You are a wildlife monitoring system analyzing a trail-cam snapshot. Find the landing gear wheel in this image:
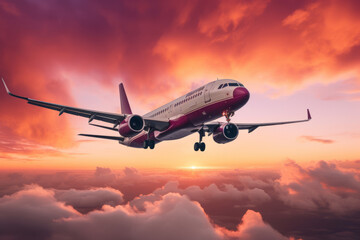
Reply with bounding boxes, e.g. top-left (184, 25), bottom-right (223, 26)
top-left (200, 142), bottom-right (206, 152)
top-left (194, 142), bottom-right (200, 151)
top-left (194, 128), bottom-right (206, 152)
top-left (143, 140), bottom-right (149, 149)
top-left (149, 140), bottom-right (155, 149)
